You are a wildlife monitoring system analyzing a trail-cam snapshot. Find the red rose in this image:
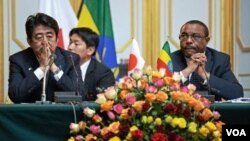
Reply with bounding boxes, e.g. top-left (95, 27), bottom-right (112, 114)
top-left (142, 102), bottom-right (150, 112)
top-left (131, 129), bottom-right (144, 140)
top-left (163, 103), bottom-right (176, 113)
top-left (119, 122), bottom-right (130, 133)
top-left (150, 132), bottom-right (168, 141)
